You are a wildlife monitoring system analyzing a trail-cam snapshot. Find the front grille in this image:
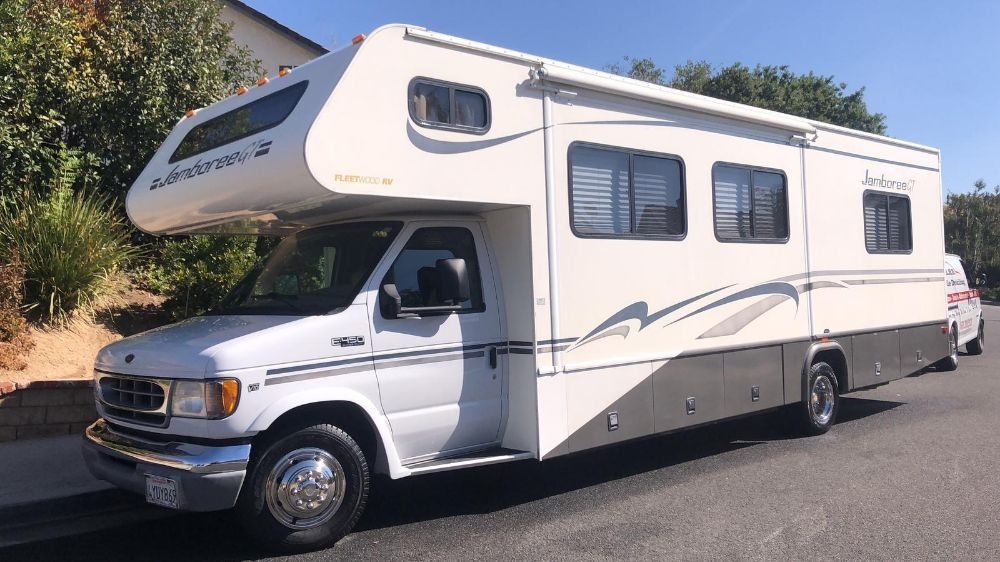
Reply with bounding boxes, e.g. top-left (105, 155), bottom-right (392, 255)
top-left (101, 405), bottom-right (168, 426)
top-left (100, 376), bottom-right (165, 410)
top-left (97, 373), bottom-right (170, 427)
